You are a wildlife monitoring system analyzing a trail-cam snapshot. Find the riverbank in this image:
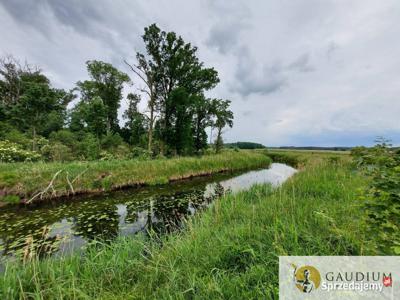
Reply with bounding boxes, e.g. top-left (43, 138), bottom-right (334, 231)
top-left (0, 153), bottom-right (373, 299)
top-left (0, 151), bottom-right (271, 206)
